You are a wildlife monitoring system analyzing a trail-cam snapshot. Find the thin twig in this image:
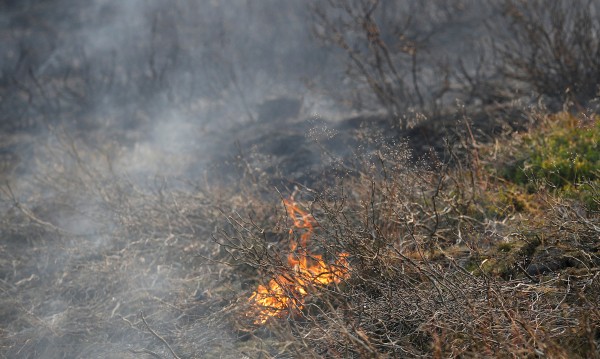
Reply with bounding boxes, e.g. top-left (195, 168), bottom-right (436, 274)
top-left (516, 264), bottom-right (540, 284)
top-left (128, 348), bottom-right (163, 359)
top-left (140, 311), bottom-right (181, 359)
